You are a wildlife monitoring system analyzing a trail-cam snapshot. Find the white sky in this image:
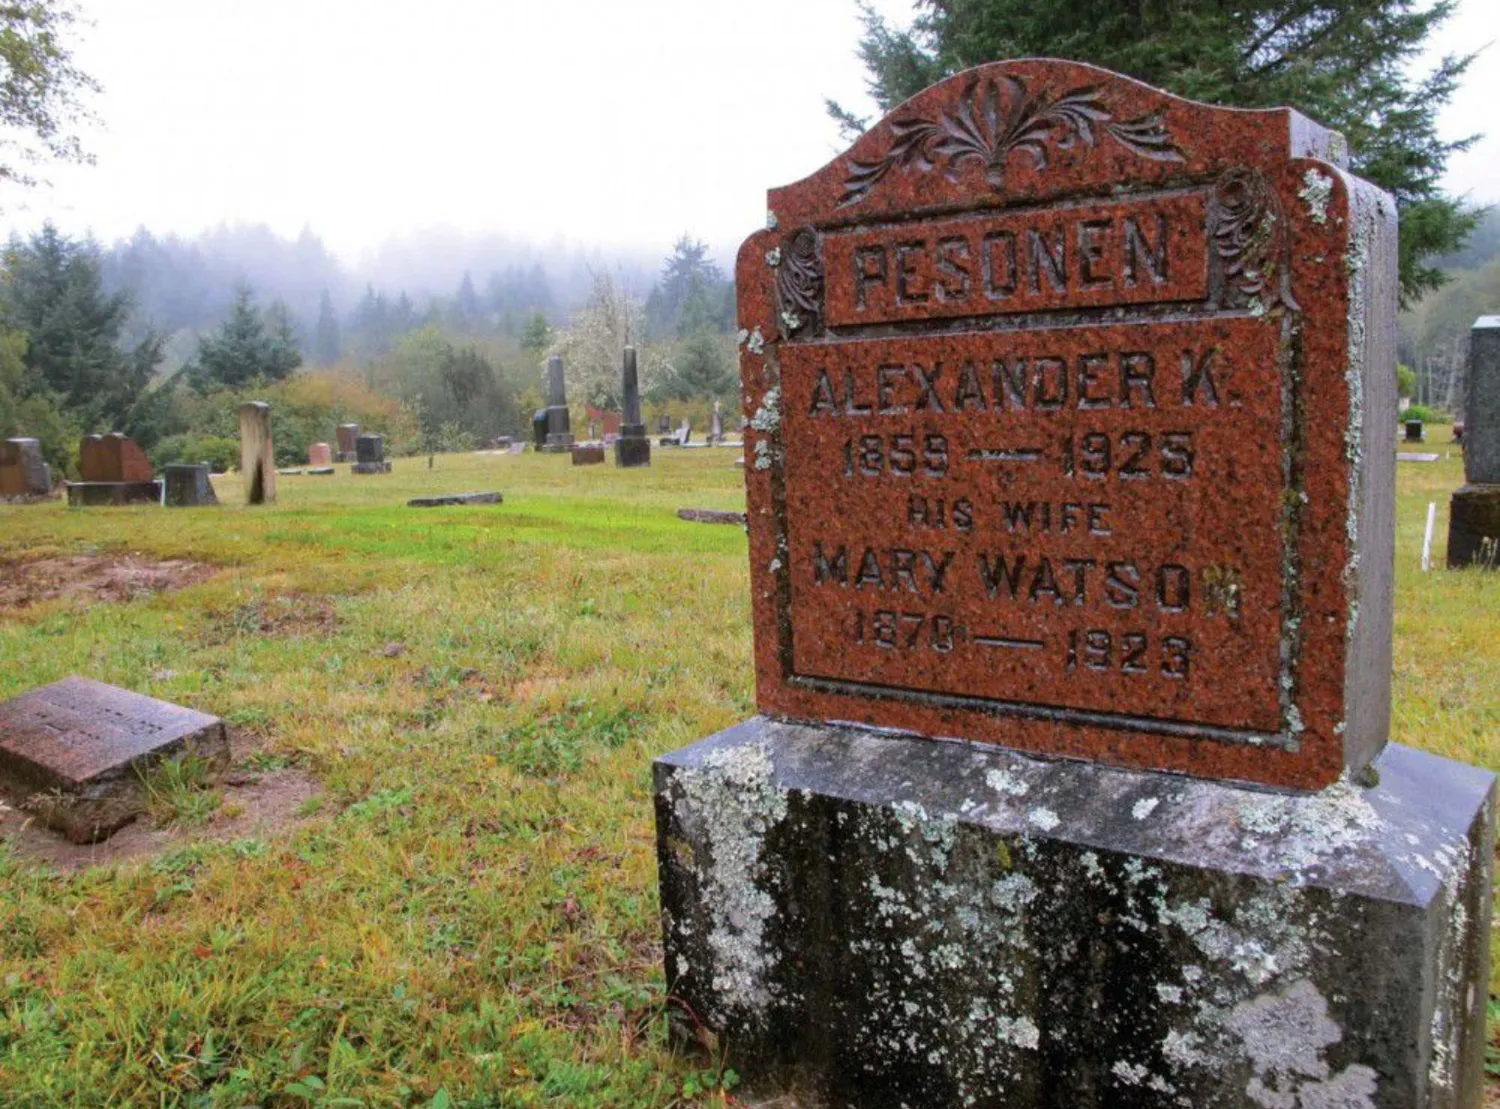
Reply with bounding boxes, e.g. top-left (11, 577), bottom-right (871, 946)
top-left (5, 0), bottom-right (1497, 266)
